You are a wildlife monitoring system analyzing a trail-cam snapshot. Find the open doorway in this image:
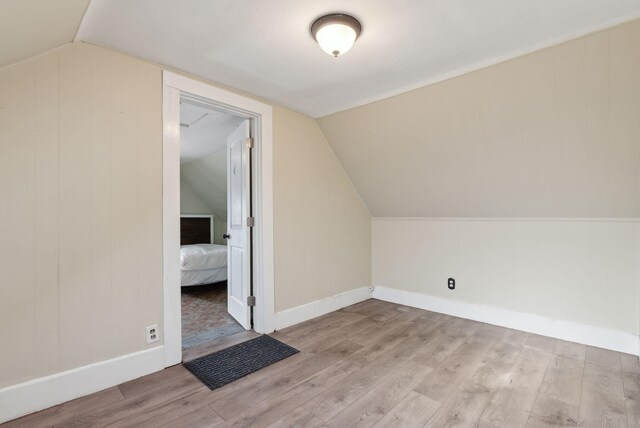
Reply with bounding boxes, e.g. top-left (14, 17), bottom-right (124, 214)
top-left (163, 71), bottom-right (275, 368)
top-left (179, 100), bottom-right (248, 354)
